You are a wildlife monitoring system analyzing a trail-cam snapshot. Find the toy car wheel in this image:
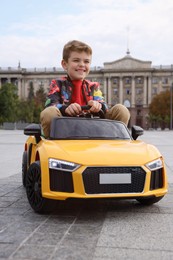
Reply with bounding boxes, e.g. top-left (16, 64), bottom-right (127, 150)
top-left (136, 196), bottom-right (164, 205)
top-left (22, 151), bottom-right (27, 187)
top-left (26, 161), bottom-right (56, 213)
